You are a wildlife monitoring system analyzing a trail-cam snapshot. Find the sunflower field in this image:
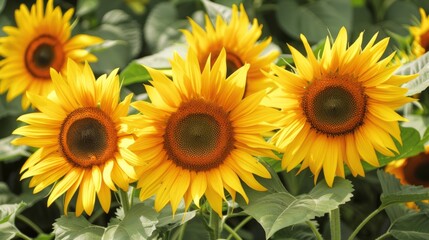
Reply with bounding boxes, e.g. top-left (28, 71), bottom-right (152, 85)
top-left (2, 0), bottom-right (429, 239)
